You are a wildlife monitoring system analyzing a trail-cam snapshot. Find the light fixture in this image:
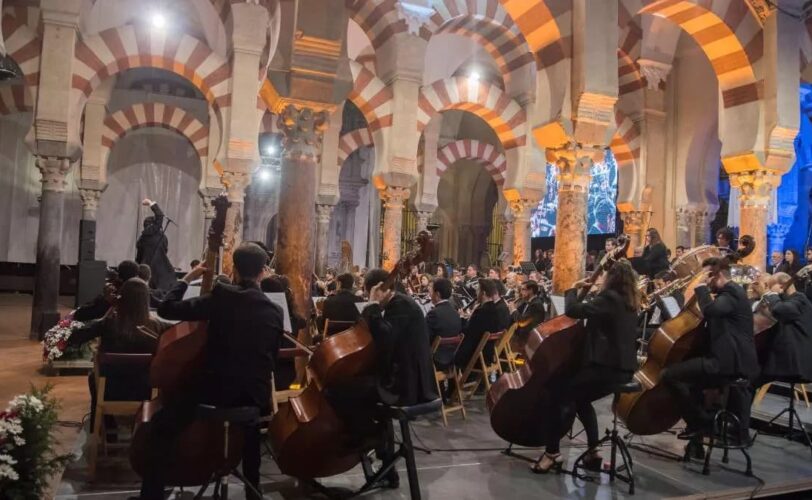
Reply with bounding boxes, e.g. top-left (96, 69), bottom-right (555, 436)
top-left (151, 12), bottom-right (167, 29)
top-left (0, 55), bottom-right (19, 81)
top-left (469, 71), bottom-right (481, 81)
top-left (265, 145), bottom-right (276, 156)
top-left (258, 169), bottom-right (272, 182)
